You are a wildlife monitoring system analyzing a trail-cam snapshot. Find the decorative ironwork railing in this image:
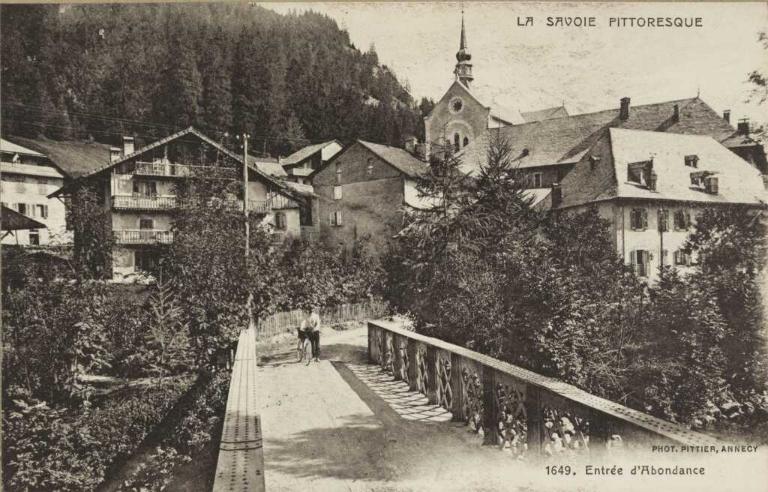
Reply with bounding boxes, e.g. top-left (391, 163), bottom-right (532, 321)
top-left (114, 229), bottom-right (173, 244)
top-left (368, 319), bottom-right (720, 456)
